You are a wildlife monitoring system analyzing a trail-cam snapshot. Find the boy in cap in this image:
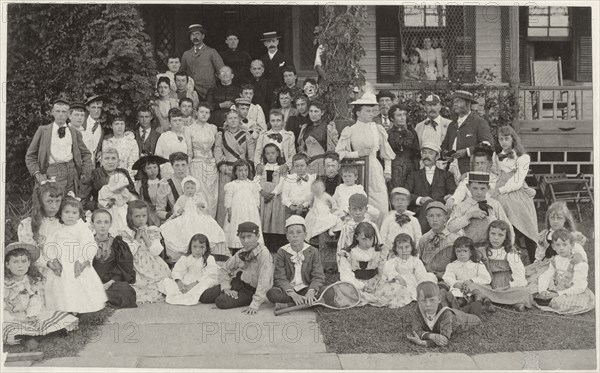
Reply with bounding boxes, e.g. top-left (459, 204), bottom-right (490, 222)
top-left (406, 141), bottom-right (456, 233)
top-left (200, 222), bottom-right (273, 315)
top-left (380, 187), bottom-right (422, 259)
top-left (180, 24), bottom-right (225, 100)
top-left (447, 172), bottom-right (513, 245)
top-left (235, 93), bottom-right (267, 137)
top-left (335, 193), bottom-right (382, 253)
top-left (267, 216), bottom-right (325, 311)
top-left (417, 201), bottom-right (460, 280)
top-left (414, 94), bottom-right (451, 150)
